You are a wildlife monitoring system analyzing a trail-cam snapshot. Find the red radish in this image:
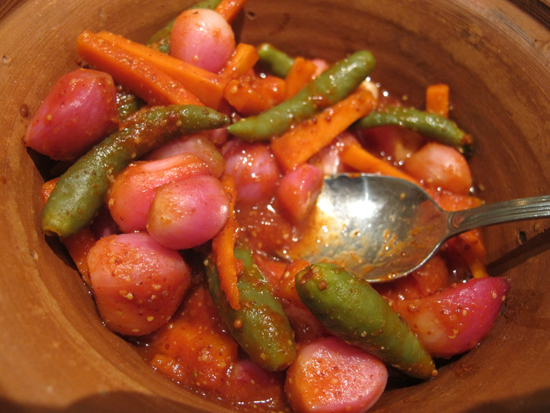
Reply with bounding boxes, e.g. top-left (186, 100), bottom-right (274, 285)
top-left (392, 277), bottom-right (510, 358)
top-left (107, 153), bottom-right (211, 233)
top-left (285, 337), bottom-right (387, 413)
top-left (146, 134), bottom-right (225, 177)
top-left (276, 164), bottom-right (323, 224)
top-left (403, 142), bottom-right (473, 194)
top-left (87, 233), bottom-right (191, 336)
top-left (308, 132), bottom-right (359, 174)
top-left (146, 175), bottom-right (230, 250)
top-left (358, 125), bottom-right (424, 165)
top-left (222, 139), bottom-right (281, 203)
top-left (25, 69), bottom-right (118, 161)
top-left (170, 8), bottom-right (236, 73)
